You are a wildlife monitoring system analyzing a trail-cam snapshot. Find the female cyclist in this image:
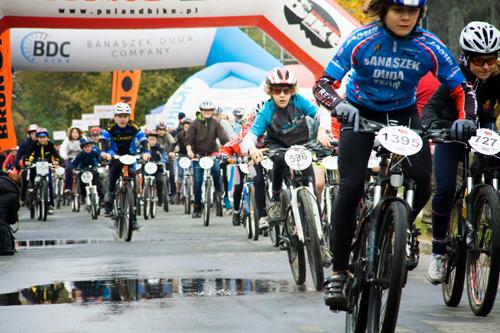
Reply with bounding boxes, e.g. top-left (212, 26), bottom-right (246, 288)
top-left (313, 0), bottom-right (477, 310)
